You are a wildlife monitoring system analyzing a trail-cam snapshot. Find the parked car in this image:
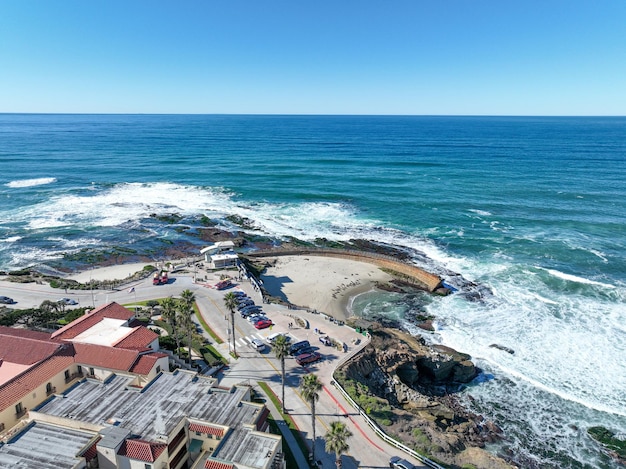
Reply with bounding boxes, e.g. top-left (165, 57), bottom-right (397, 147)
top-left (232, 291), bottom-right (247, 297)
top-left (58, 297), bottom-right (78, 305)
top-left (249, 338), bottom-right (266, 352)
top-left (254, 319), bottom-right (273, 330)
top-left (239, 306), bottom-right (263, 318)
top-left (319, 336), bottom-right (332, 346)
top-left (289, 340), bottom-right (310, 355)
top-left (237, 300), bottom-right (254, 310)
top-left (248, 315), bottom-right (269, 324)
top-left (0, 296), bottom-right (16, 304)
top-left (389, 456), bottom-right (418, 469)
top-left (296, 352), bottom-right (322, 366)
top-left (293, 346), bottom-right (316, 357)
top-left (266, 332), bottom-right (291, 345)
